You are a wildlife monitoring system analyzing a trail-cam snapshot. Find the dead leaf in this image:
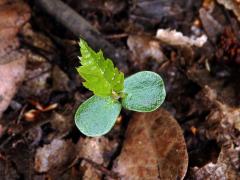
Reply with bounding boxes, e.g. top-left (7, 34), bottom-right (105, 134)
top-left (78, 137), bottom-right (118, 165)
top-left (215, 27), bottom-right (240, 64)
top-left (156, 29), bottom-right (207, 47)
top-left (21, 25), bottom-right (56, 52)
top-left (0, 27), bottom-right (18, 41)
top-left (19, 53), bottom-right (52, 98)
top-left (127, 34), bottom-right (167, 69)
top-left (199, 8), bottom-right (223, 43)
top-left (77, 137), bottom-right (119, 179)
top-left (24, 109), bottom-right (40, 122)
top-left (205, 102), bottom-right (240, 142)
top-left (187, 64), bottom-right (237, 106)
top-left (0, 51), bottom-right (26, 65)
top-left (193, 86), bottom-right (240, 177)
top-left (0, 0), bottom-right (7, 5)
top-left (0, 38), bottom-right (19, 60)
top-left (0, 57), bottom-right (26, 118)
top-left (0, 157), bottom-right (19, 180)
top-left (7, 141), bottom-right (33, 180)
top-left (0, 0), bottom-right (30, 118)
top-left (29, 101), bottom-right (58, 112)
top-left (80, 160), bottom-right (102, 180)
top-left (51, 112), bottom-right (73, 136)
top-left (52, 65), bottom-right (70, 91)
top-left (196, 86), bottom-right (240, 143)
top-left (112, 109), bottom-right (188, 180)
top-left (191, 145), bottom-right (240, 179)
top-left (0, 1), bottom-right (30, 29)
top-left (192, 162), bottom-right (228, 180)
top-left (217, 0), bottom-right (240, 22)
top-left (34, 139), bottom-right (75, 173)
